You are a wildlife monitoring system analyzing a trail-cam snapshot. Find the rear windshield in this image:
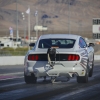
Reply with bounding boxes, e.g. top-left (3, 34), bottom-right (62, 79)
top-left (38, 39), bottom-right (75, 48)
